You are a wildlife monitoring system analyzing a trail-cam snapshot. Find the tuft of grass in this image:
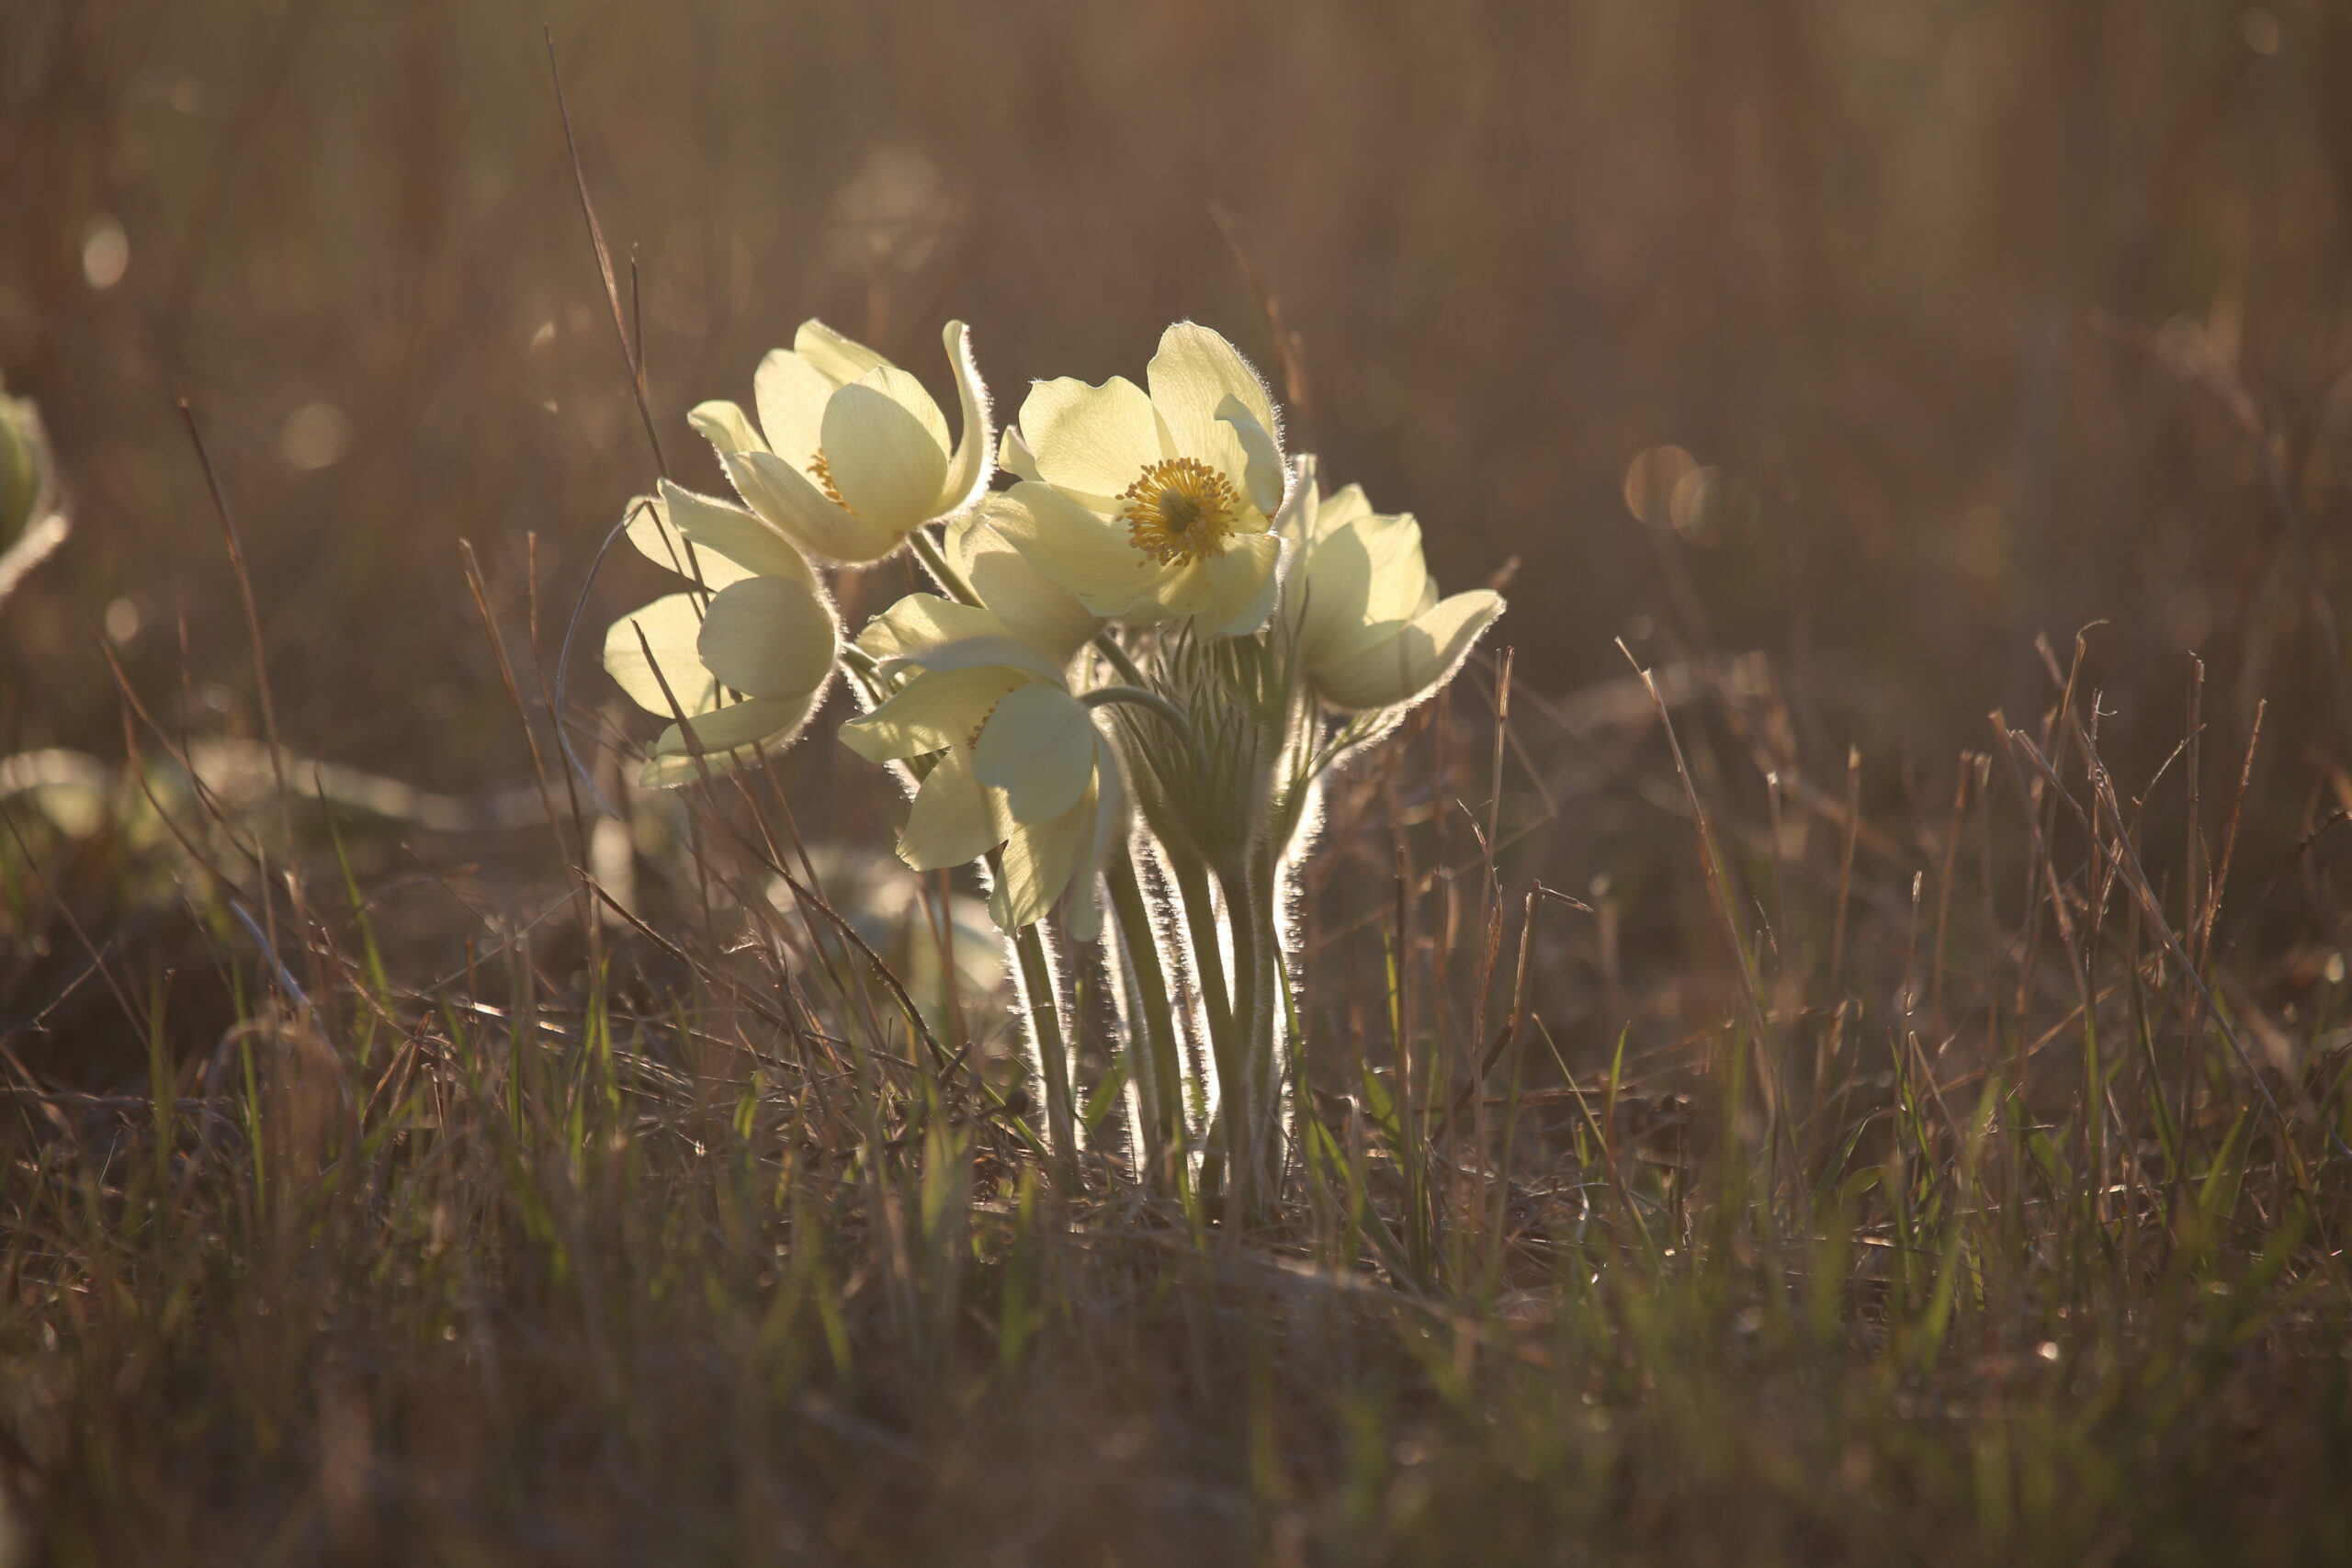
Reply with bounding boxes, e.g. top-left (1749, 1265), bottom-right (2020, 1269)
top-left (5, 603), bottom-right (2350, 1566)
